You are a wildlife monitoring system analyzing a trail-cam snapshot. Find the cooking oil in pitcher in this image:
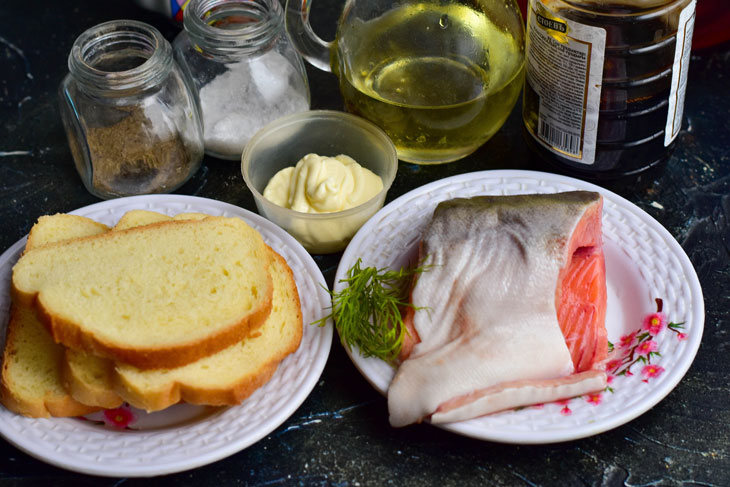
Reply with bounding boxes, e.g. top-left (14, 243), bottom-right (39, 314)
top-left (332, 2), bottom-right (525, 164)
